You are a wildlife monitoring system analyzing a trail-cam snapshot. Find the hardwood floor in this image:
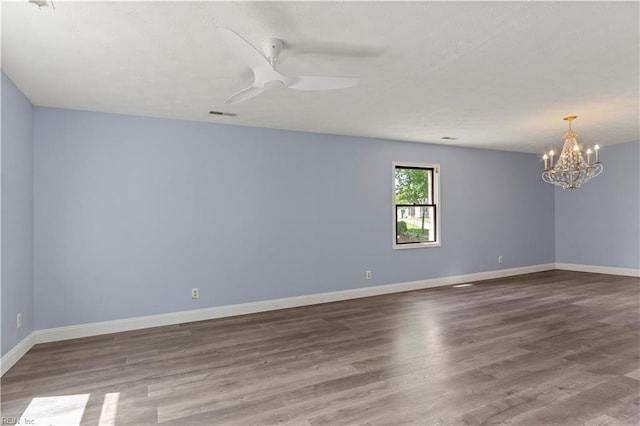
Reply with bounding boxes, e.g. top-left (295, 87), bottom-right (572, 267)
top-left (1, 270), bottom-right (639, 425)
